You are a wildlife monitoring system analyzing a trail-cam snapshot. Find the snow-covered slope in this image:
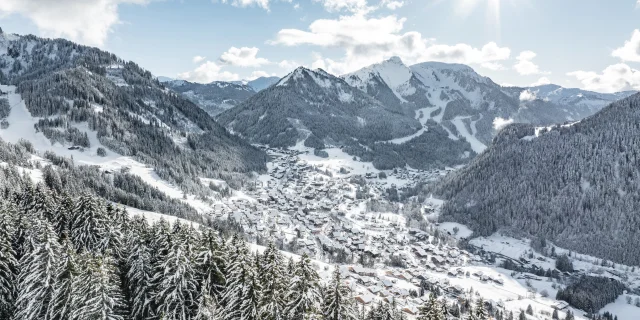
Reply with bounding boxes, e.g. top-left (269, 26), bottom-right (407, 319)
top-left (344, 57), bottom-right (636, 149)
top-left (218, 66), bottom-right (475, 170)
